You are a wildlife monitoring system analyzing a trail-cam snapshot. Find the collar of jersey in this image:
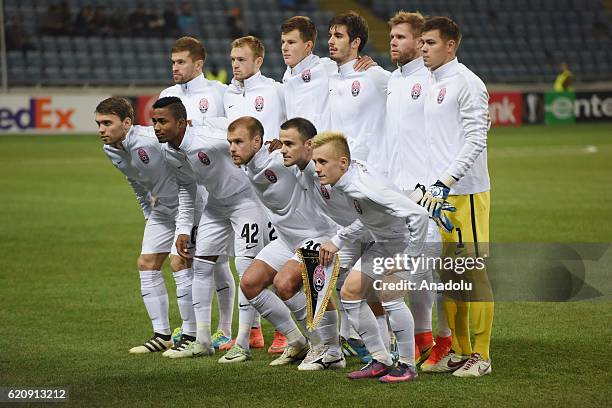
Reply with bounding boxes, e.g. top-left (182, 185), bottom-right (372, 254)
top-left (178, 126), bottom-right (193, 151)
top-left (116, 125), bottom-right (135, 150)
top-left (337, 58), bottom-right (357, 76)
top-left (431, 57), bottom-right (459, 81)
top-left (400, 57), bottom-right (425, 76)
top-left (334, 163), bottom-right (357, 191)
top-left (233, 71), bottom-right (263, 91)
top-left (289, 53), bottom-right (319, 76)
top-left (180, 74), bottom-right (207, 93)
